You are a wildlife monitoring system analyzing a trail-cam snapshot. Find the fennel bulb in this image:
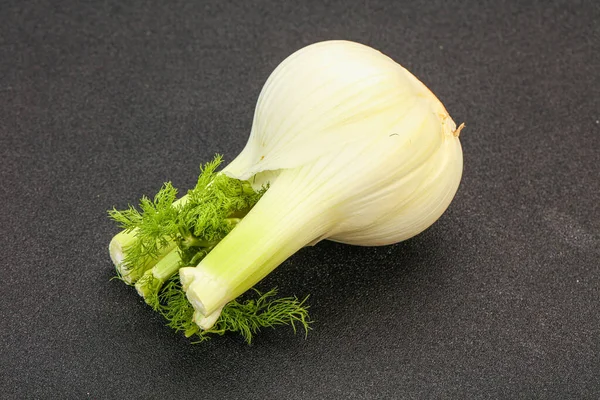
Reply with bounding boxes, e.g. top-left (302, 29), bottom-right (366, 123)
top-left (108, 40), bottom-right (463, 342)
